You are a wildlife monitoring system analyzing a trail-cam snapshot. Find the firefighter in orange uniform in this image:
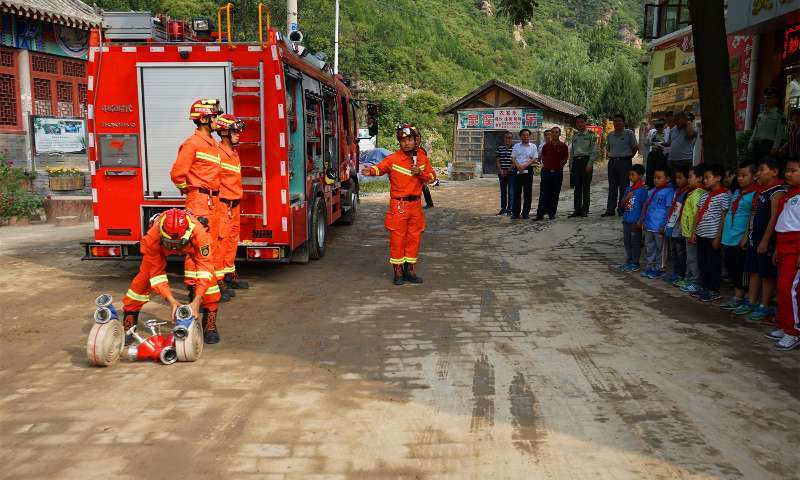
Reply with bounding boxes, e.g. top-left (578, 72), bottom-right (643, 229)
top-left (361, 123), bottom-right (436, 285)
top-left (212, 114), bottom-right (249, 291)
top-left (121, 209), bottom-right (222, 344)
top-left (169, 98), bottom-right (230, 302)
